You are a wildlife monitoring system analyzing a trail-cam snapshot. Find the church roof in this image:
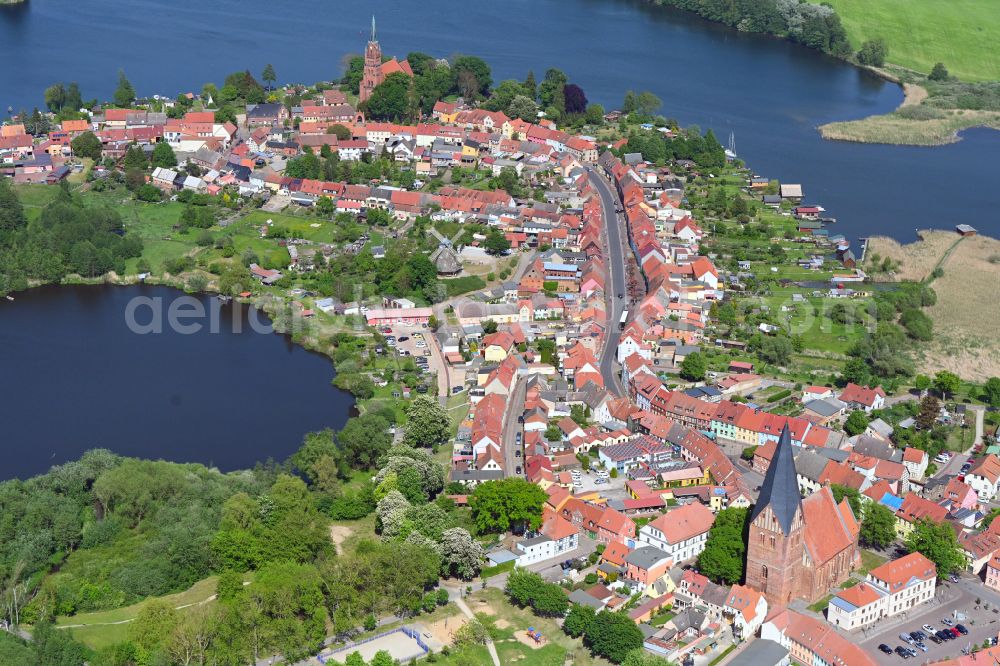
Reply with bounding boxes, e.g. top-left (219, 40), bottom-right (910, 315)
top-left (750, 423), bottom-right (801, 536)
